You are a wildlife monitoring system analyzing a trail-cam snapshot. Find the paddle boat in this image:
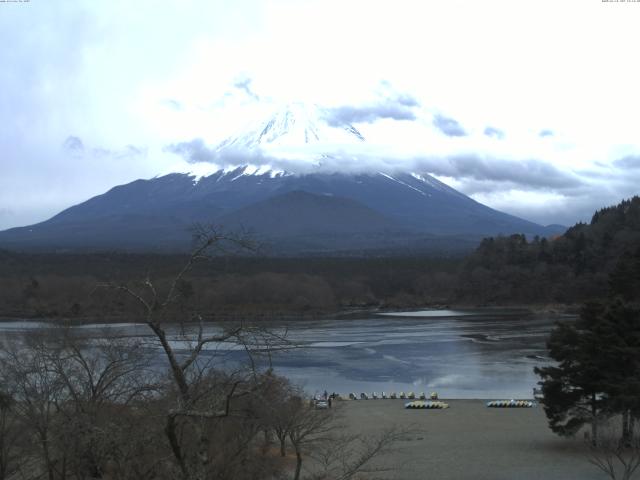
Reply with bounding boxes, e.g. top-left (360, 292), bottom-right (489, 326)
top-left (486, 399), bottom-right (534, 408)
top-left (405, 400), bottom-right (449, 409)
